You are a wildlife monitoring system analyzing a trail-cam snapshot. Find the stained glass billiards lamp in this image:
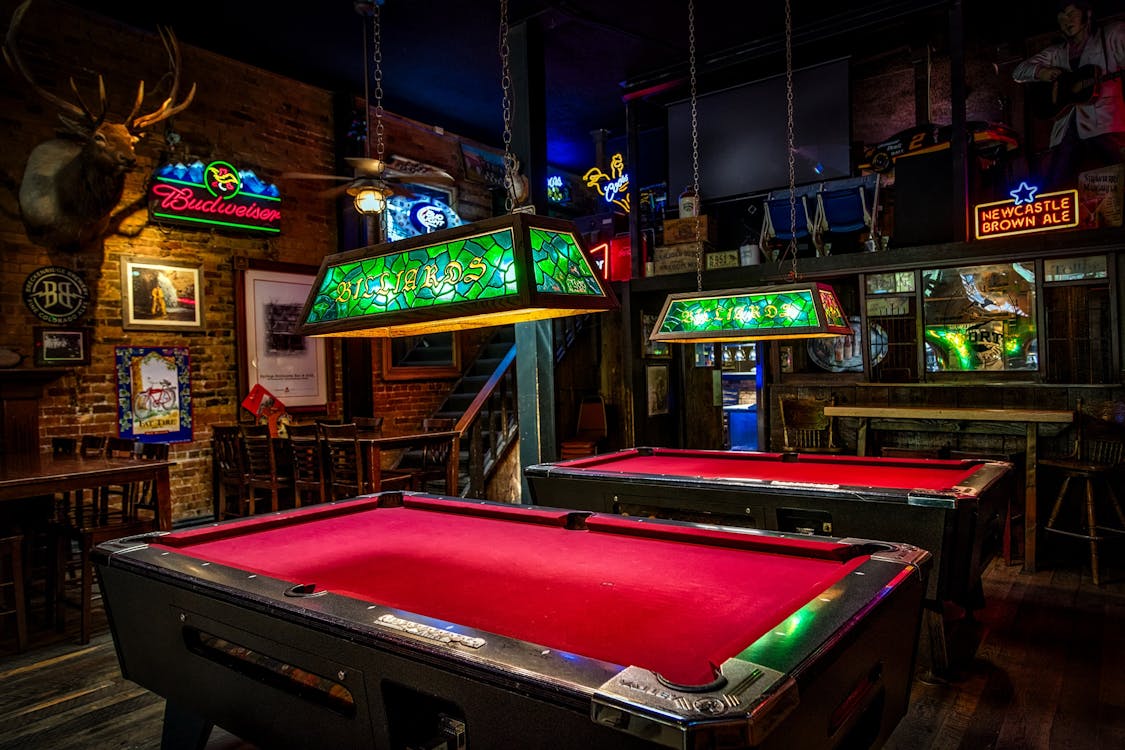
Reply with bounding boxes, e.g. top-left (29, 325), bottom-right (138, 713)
top-left (648, 0), bottom-right (849, 345)
top-left (298, 0), bottom-right (616, 338)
